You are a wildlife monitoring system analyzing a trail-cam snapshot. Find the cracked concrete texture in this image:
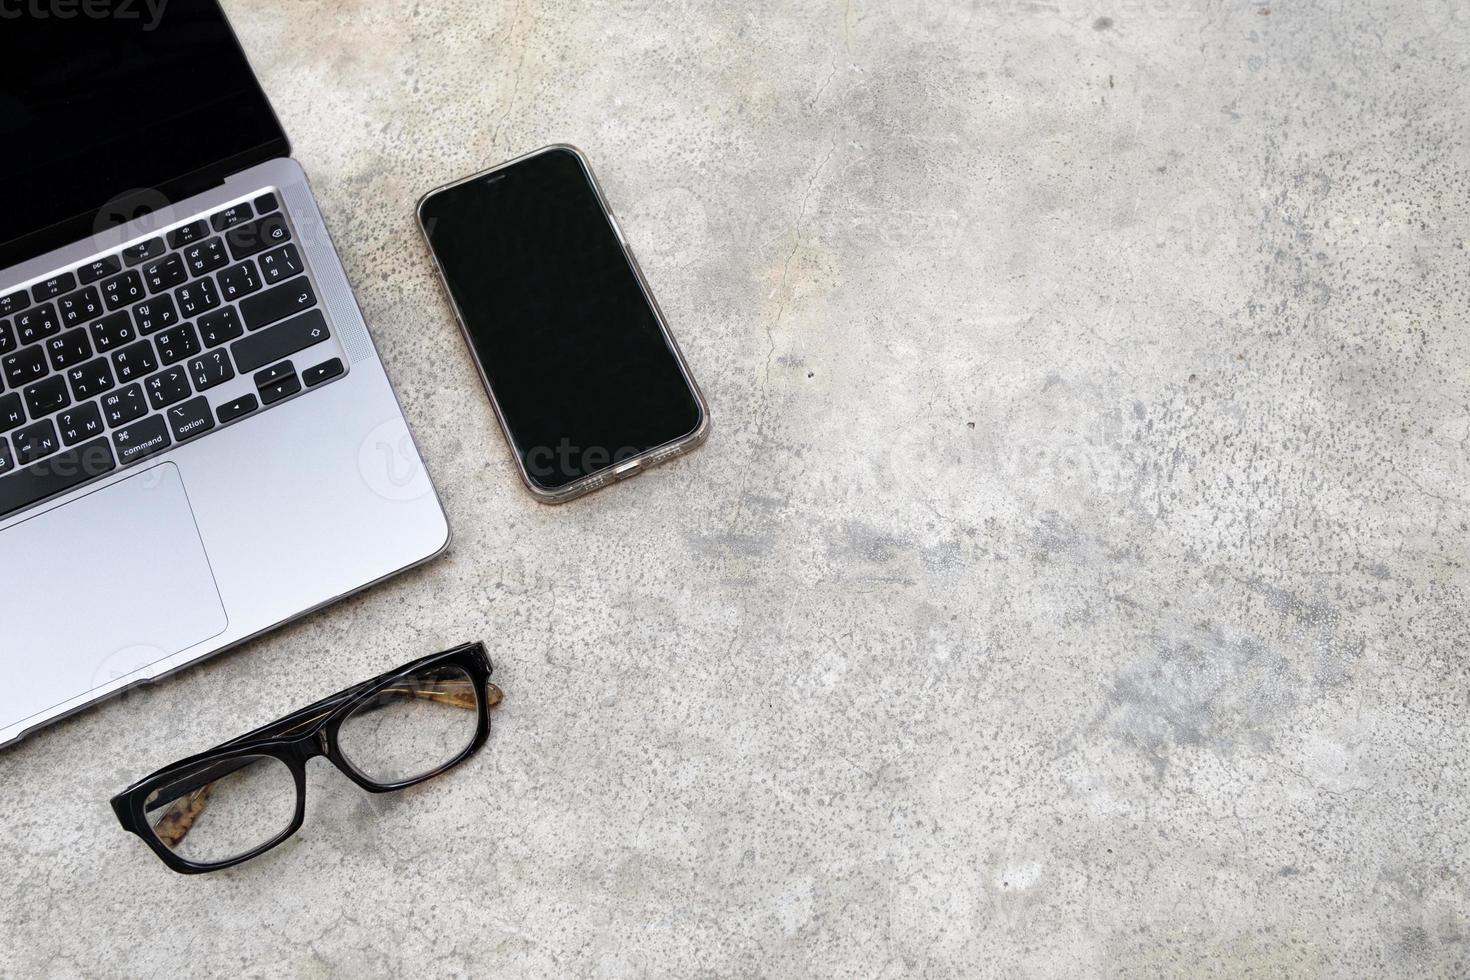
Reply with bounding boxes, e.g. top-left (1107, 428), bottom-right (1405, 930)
top-left (3, 0), bottom-right (1469, 975)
